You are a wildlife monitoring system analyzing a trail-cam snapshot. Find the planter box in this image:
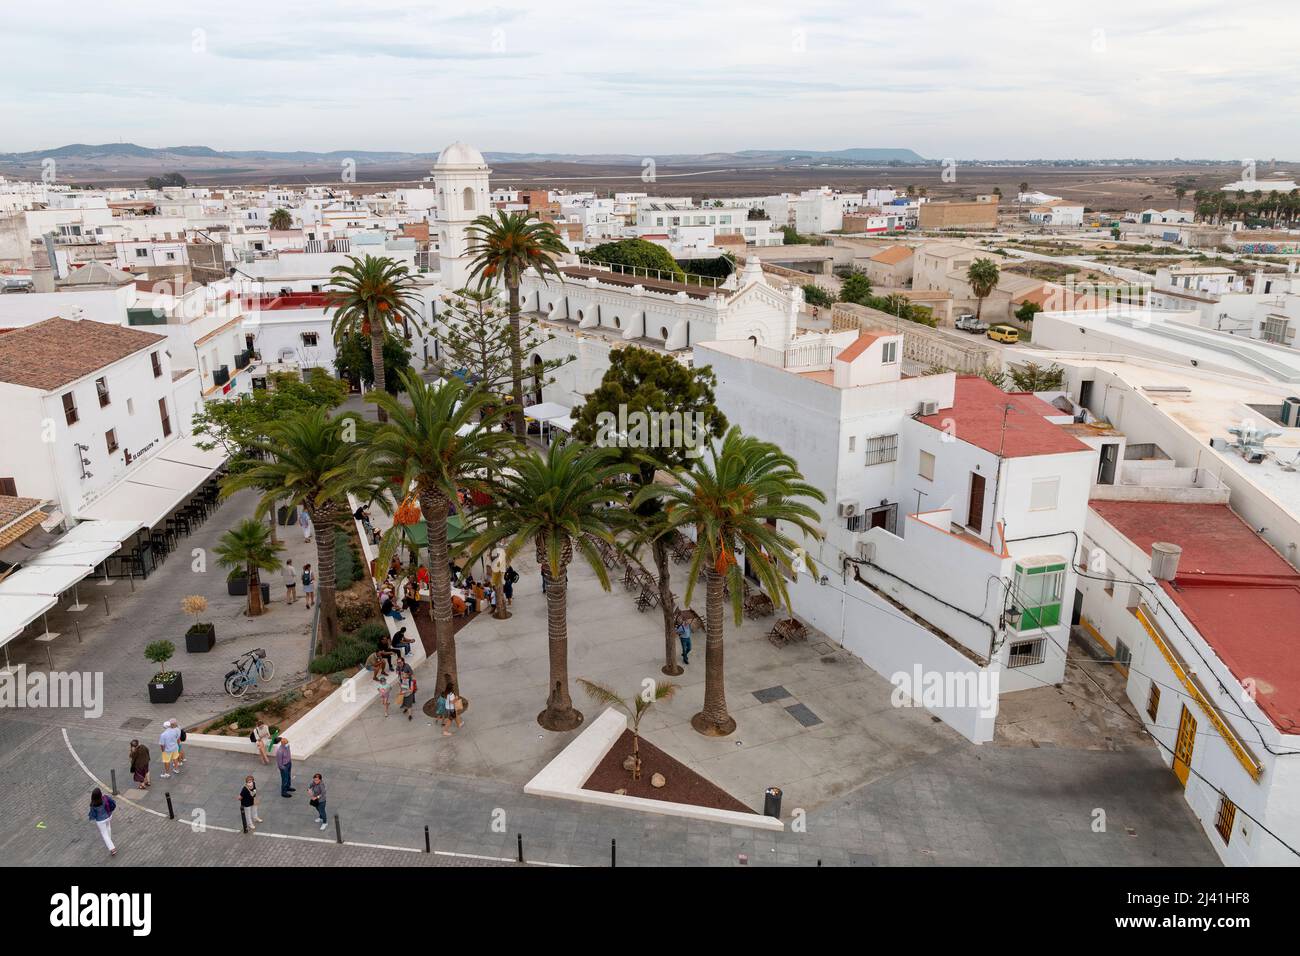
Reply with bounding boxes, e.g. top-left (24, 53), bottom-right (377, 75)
top-left (185, 623), bottom-right (215, 653)
top-left (228, 575), bottom-right (248, 596)
top-left (148, 672), bottom-right (184, 704)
